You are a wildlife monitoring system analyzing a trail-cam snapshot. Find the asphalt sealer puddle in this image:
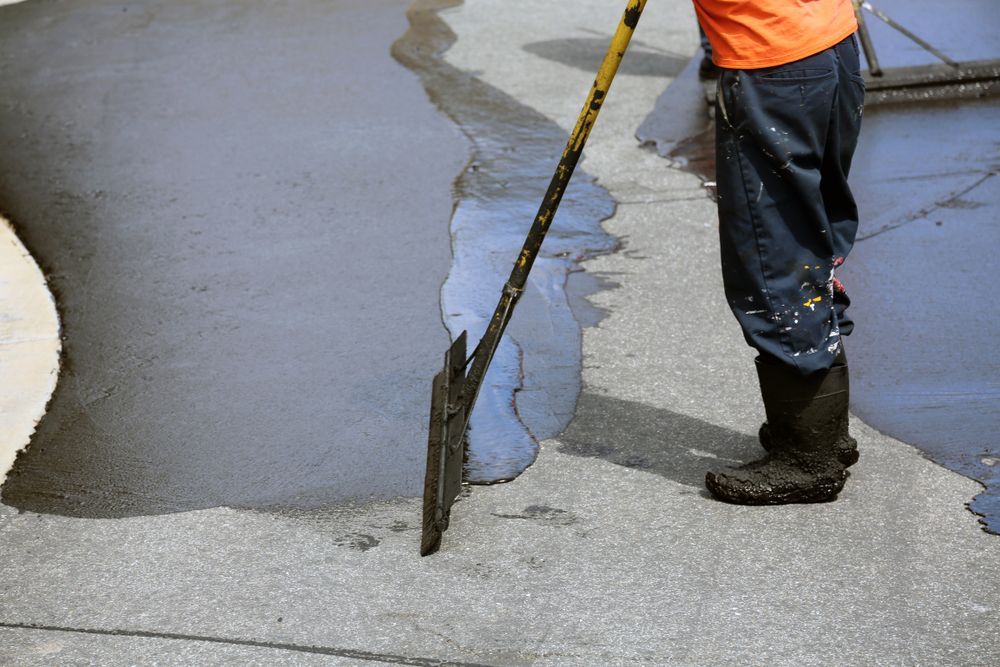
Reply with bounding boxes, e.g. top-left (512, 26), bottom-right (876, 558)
top-left (395, 0), bottom-right (617, 483)
top-left (0, 0), bottom-right (615, 518)
top-left (0, 0), bottom-right (470, 517)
